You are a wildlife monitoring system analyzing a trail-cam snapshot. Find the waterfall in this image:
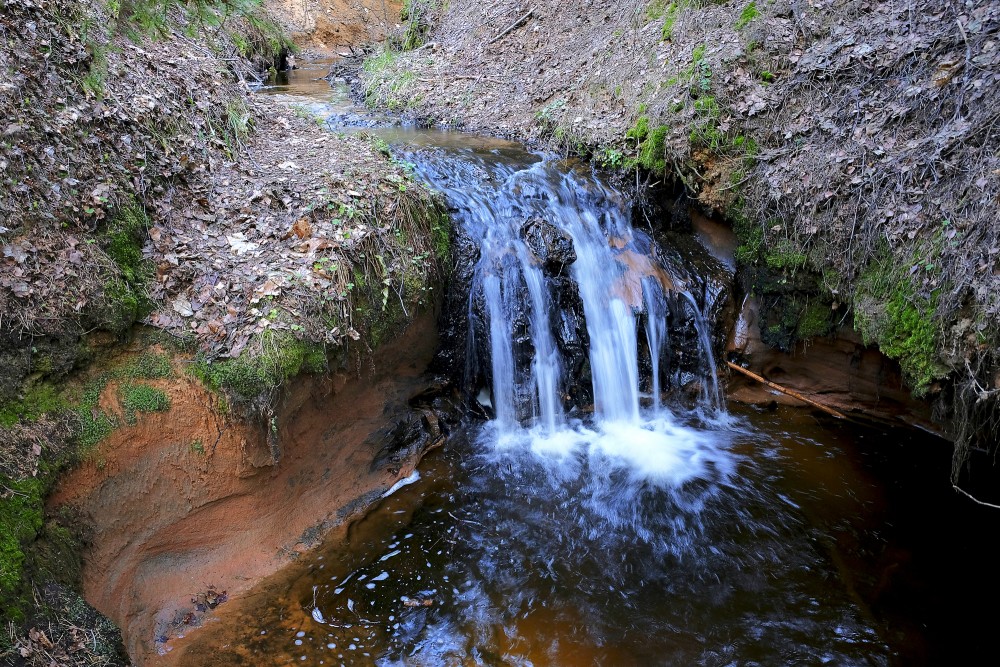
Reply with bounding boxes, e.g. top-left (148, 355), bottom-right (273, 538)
top-left (407, 148), bottom-right (723, 433)
top-left (682, 291), bottom-right (724, 414)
